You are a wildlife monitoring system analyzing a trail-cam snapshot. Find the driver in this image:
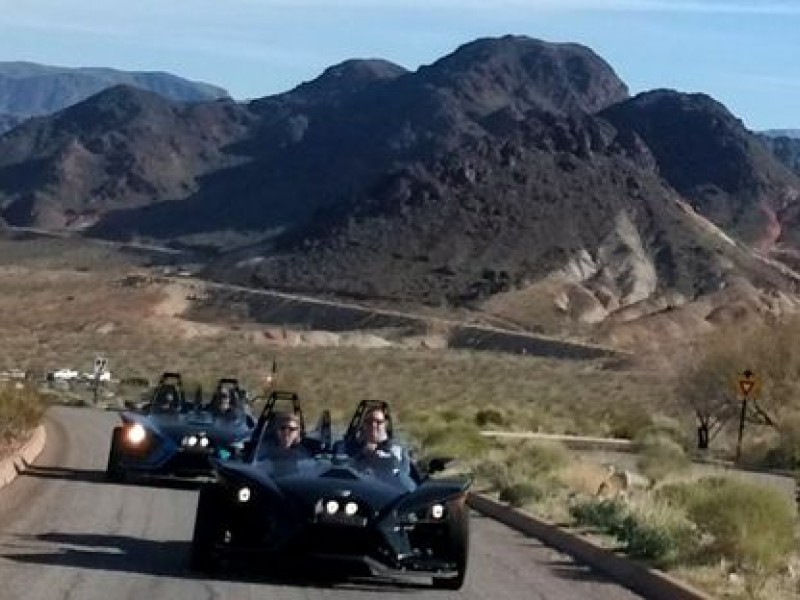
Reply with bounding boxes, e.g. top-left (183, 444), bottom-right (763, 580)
top-left (274, 412), bottom-right (302, 449)
top-left (215, 390), bottom-right (234, 415)
top-left (156, 391), bottom-right (176, 412)
top-left (258, 411), bottom-right (309, 459)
